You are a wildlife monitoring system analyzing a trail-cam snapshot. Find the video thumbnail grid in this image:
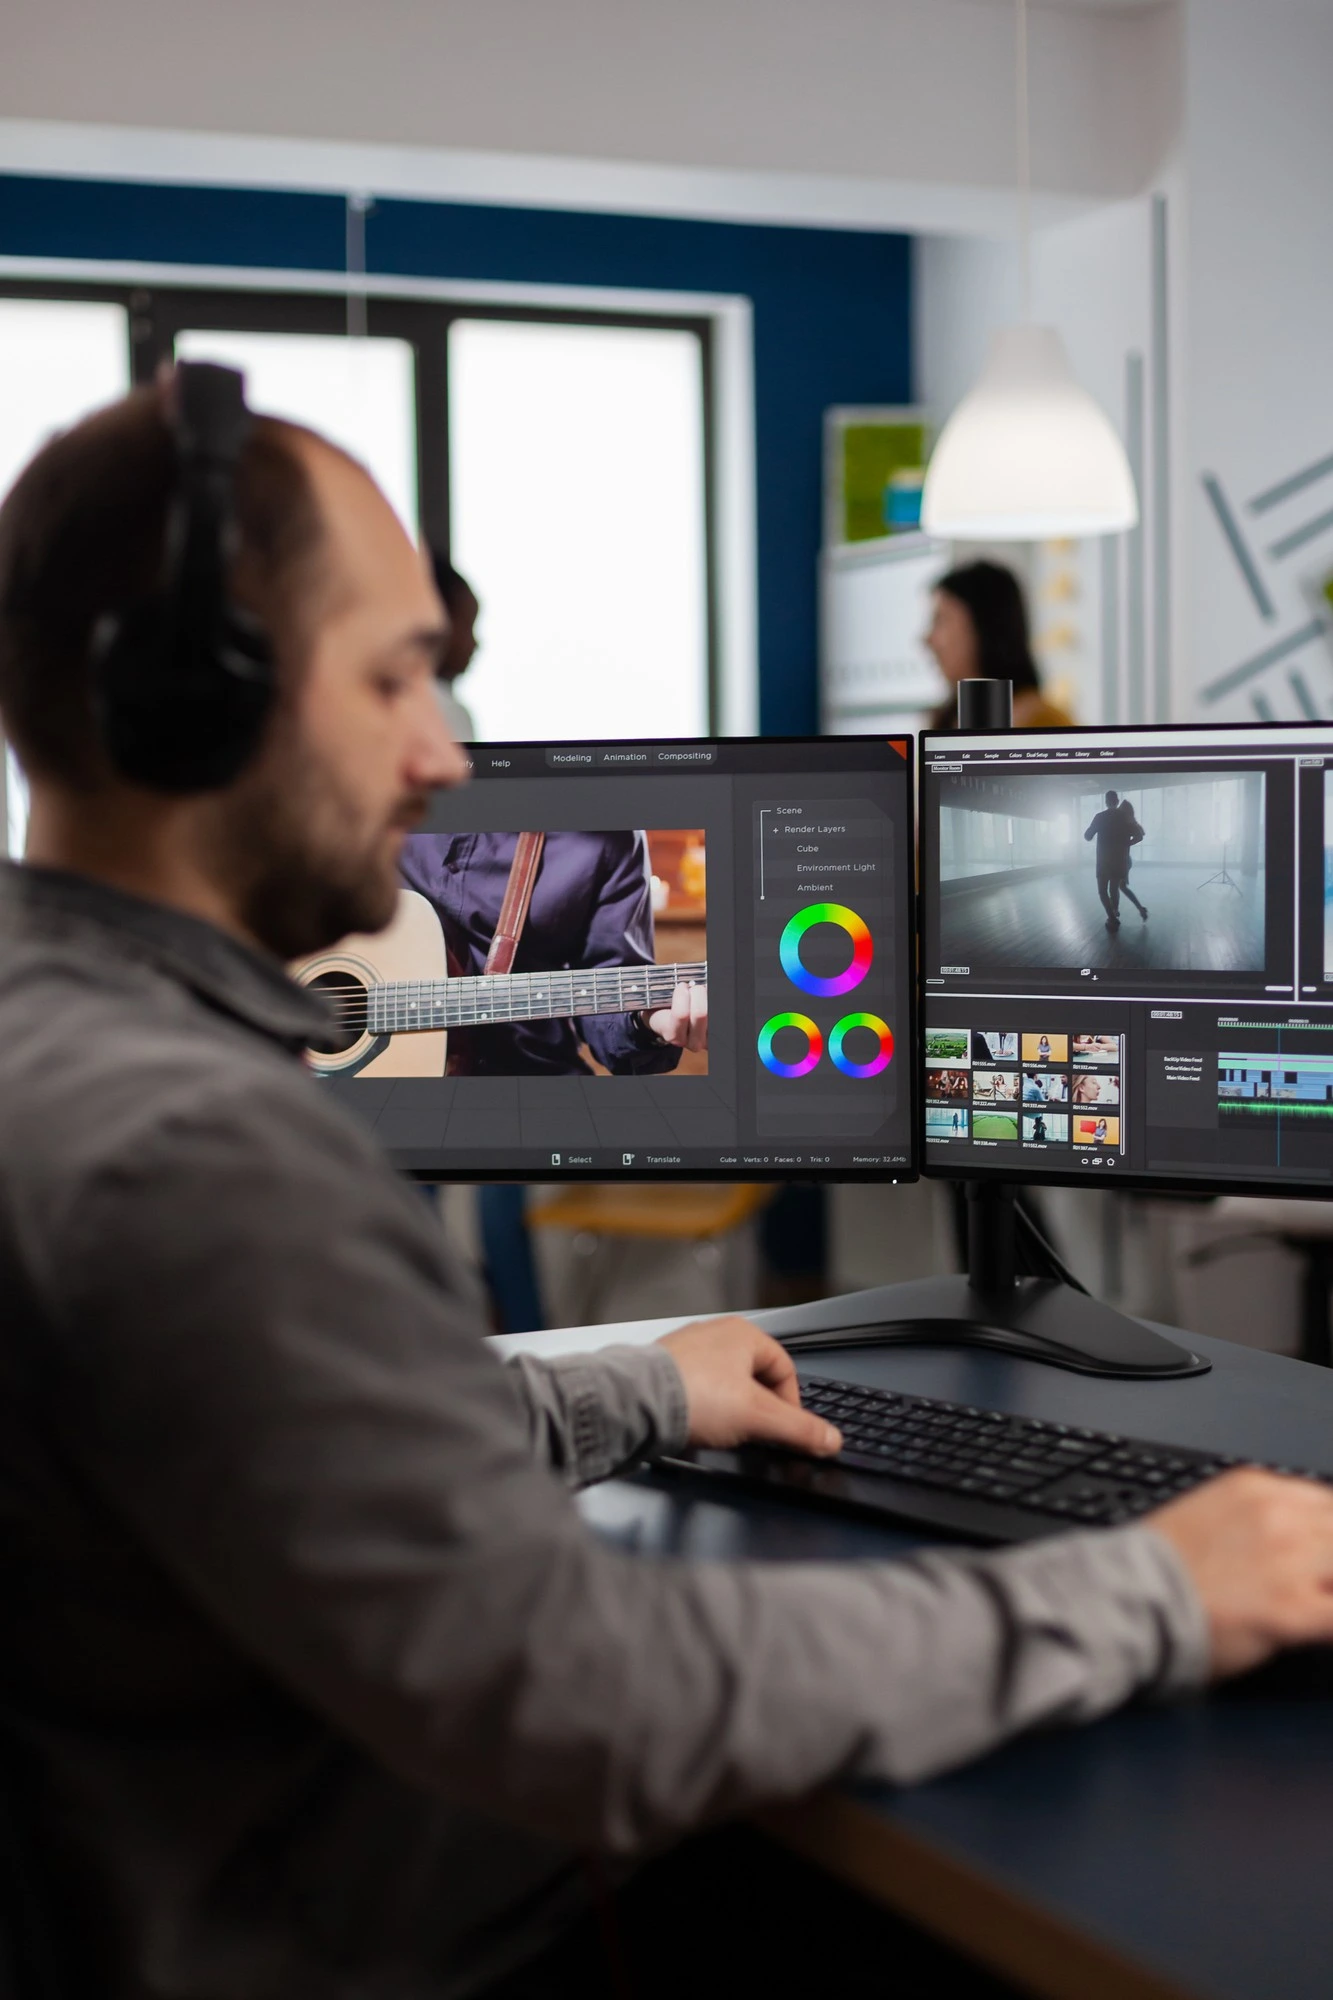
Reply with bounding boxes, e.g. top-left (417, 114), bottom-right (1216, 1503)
top-left (925, 1027), bottom-right (1123, 1149)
